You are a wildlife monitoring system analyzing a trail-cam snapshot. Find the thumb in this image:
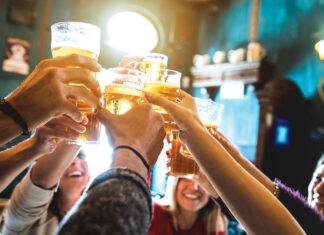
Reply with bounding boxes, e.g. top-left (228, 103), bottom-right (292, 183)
top-left (145, 92), bottom-right (180, 118)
